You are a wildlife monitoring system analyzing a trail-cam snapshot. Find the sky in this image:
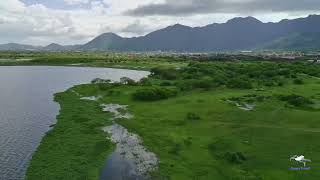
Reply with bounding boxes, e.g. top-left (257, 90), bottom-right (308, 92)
top-left (0, 0), bottom-right (319, 46)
